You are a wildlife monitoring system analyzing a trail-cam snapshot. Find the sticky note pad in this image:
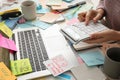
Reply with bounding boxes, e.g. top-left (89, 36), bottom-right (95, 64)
top-left (0, 33), bottom-right (17, 51)
top-left (0, 21), bottom-right (13, 38)
top-left (0, 62), bottom-right (16, 80)
top-left (10, 58), bottom-right (32, 75)
top-left (78, 48), bottom-right (105, 66)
